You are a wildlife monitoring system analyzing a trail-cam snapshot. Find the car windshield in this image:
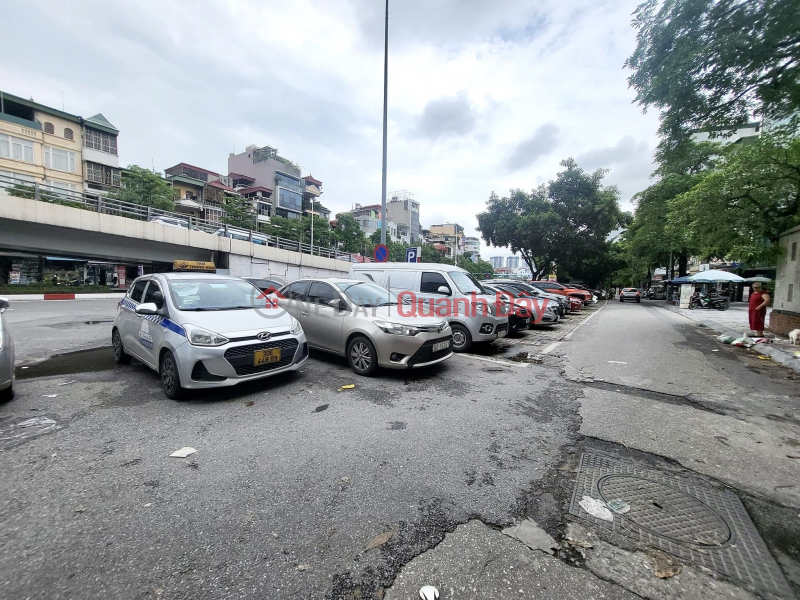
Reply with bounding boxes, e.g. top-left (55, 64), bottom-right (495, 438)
top-left (336, 281), bottom-right (398, 307)
top-left (450, 271), bottom-right (487, 294)
top-left (168, 278), bottom-right (263, 310)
